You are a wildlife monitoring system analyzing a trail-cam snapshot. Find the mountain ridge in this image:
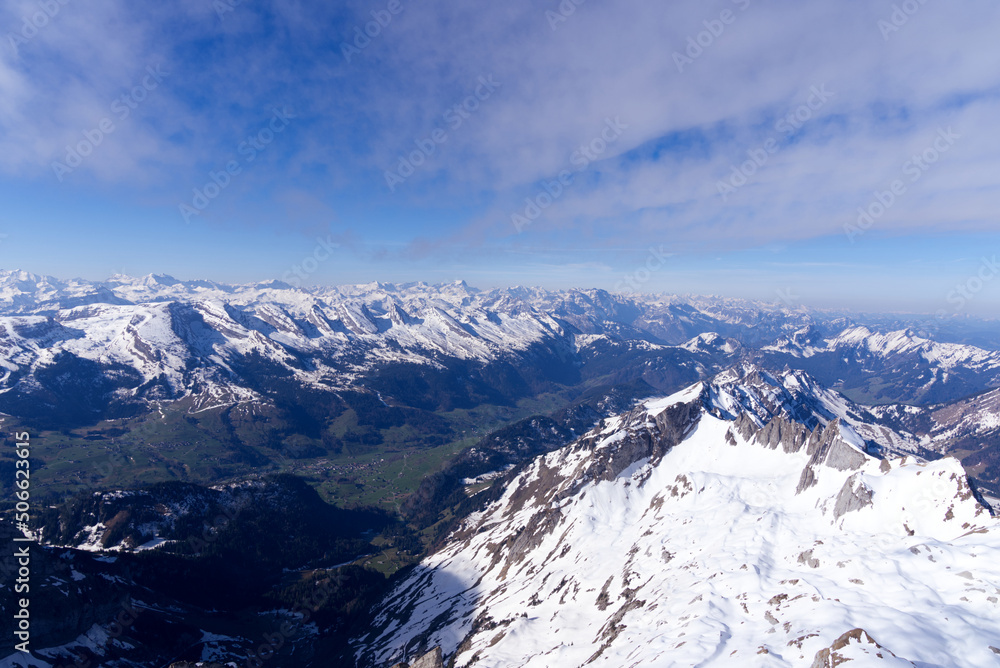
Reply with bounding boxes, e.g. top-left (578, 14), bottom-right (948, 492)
top-left (355, 374), bottom-right (999, 667)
